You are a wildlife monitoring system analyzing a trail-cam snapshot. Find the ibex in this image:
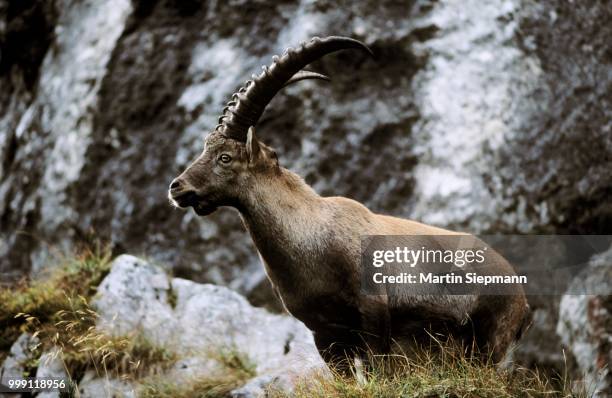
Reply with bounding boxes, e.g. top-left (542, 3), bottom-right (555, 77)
top-left (169, 36), bottom-right (530, 372)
